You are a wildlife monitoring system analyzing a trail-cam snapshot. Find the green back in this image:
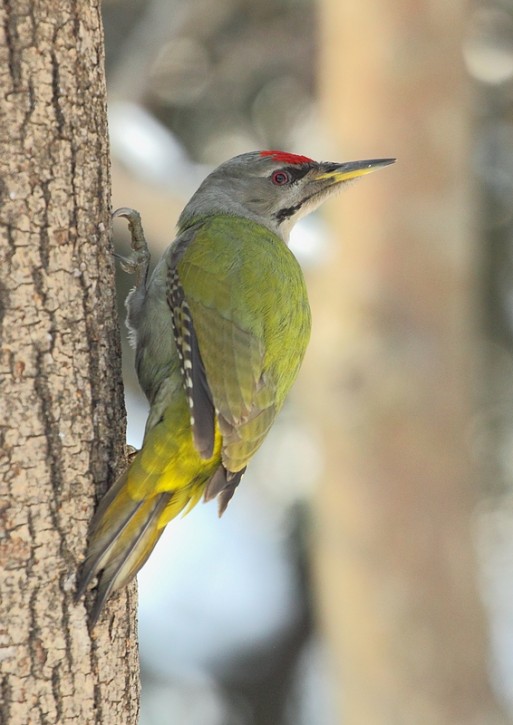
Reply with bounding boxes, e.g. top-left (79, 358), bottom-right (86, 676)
top-left (177, 214), bottom-right (311, 471)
